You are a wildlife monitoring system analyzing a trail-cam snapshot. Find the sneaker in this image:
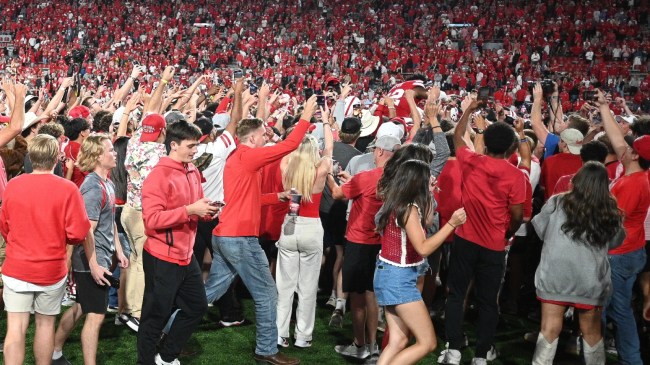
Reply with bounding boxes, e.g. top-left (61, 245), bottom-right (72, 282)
top-left (329, 309), bottom-right (343, 328)
top-left (126, 316), bottom-right (140, 332)
top-left (377, 319), bottom-right (386, 332)
top-left (326, 296), bottom-right (337, 307)
top-left (438, 346), bottom-right (461, 365)
top-left (335, 342), bottom-right (370, 359)
top-left (52, 355), bottom-right (72, 365)
top-left (462, 333), bottom-right (469, 349)
top-left (364, 354), bottom-right (379, 365)
top-left (219, 318), bottom-right (246, 327)
top-left (471, 358), bottom-right (487, 365)
top-left (107, 305), bottom-right (118, 313)
top-left (605, 338), bottom-right (617, 355)
top-left (369, 343), bottom-right (380, 357)
top-left (277, 336), bottom-right (289, 348)
top-left (486, 345), bottom-right (499, 361)
top-left (115, 314), bottom-right (124, 326)
top-left (154, 354), bottom-right (180, 365)
top-left (61, 294), bottom-right (76, 307)
top-left (294, 339), bottom-right (312, 348)
top-left (523, 331), bottom-right (538, 343)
